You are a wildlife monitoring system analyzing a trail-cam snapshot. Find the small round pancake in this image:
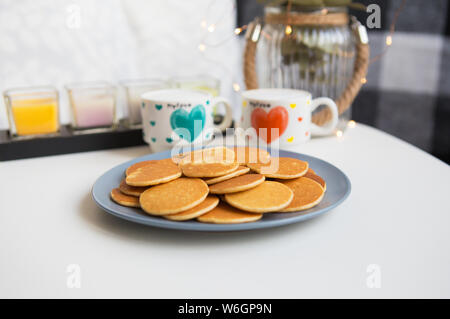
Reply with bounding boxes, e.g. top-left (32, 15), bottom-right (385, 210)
top-left (179, 147), bottom-right (238, 178)
top-left (224, 181), bottom-right (293, 213)
top-left (303, 171), bottom-right (326, 191)
top-left (181, 162), bottom-right (239, 178)
top-left (197, 202), bottom-right (262, 224)
top-left (279, 177), bottom-right (325, 212)
top-left (209, 174), bottom-right (265, 194)
top-left (178, 147), bottom-right (235, 165)
top-left (233, 147), bottom-right (270, 164)
top-left (139, 178), bottom-right (209, 215)
top-left (119, 179), bottom-right (148, 197)
top-left (126, 158), bottom-right (181, 186)
top-left (203, 165), bottom-right (250, 185)
top-left (247, 157), bottom-right (308, 179)
top-left (164, 195), bottom-right (219, 221)
top-left (110, 188), bottom-right (140, 208)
